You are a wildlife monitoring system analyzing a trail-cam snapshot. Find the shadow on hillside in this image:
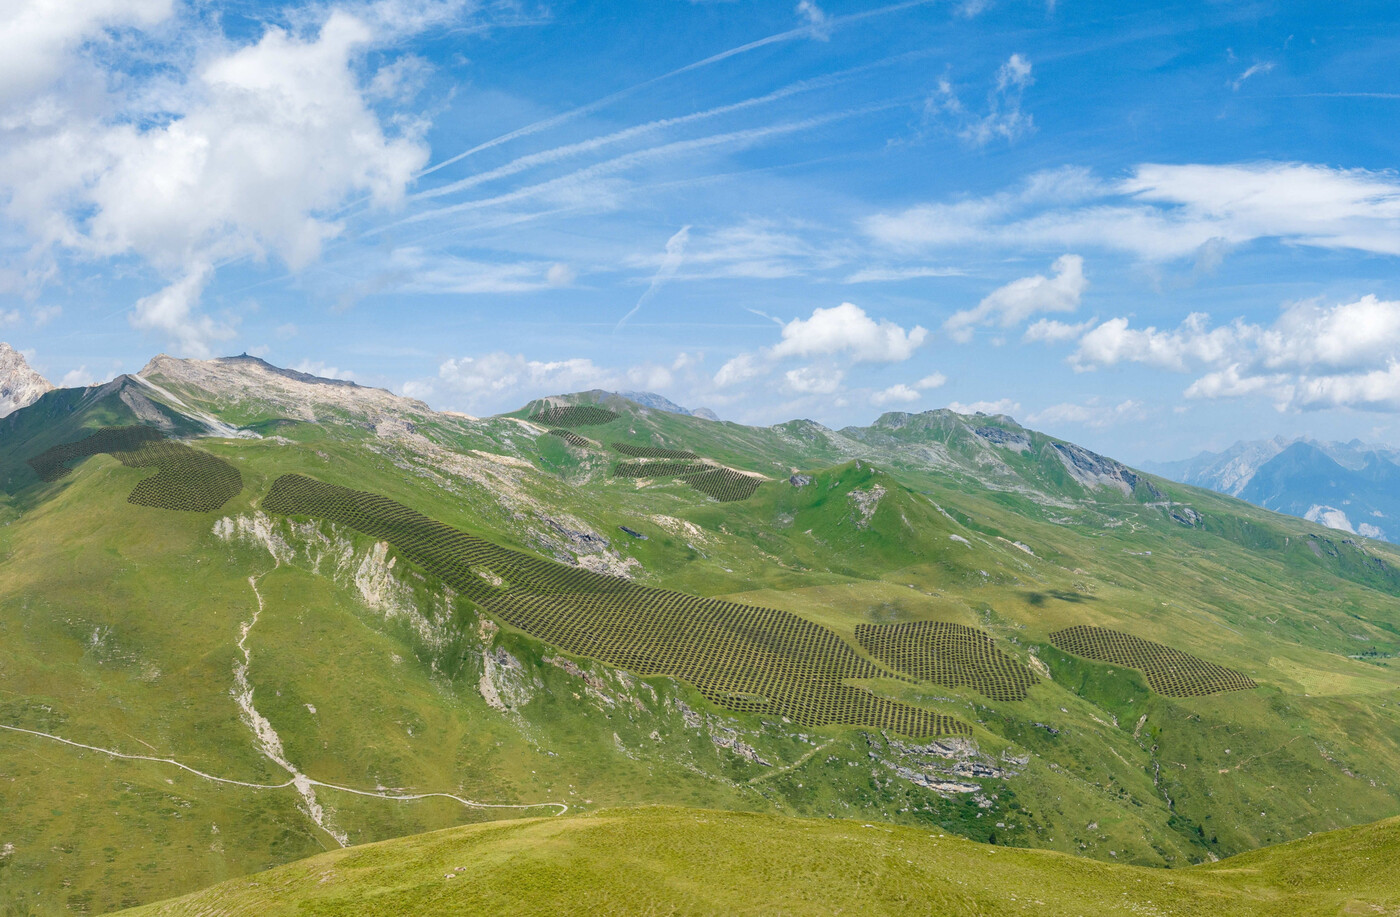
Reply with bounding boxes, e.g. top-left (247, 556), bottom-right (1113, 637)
top-left (1024, 590), bottom-right (1097, 606)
